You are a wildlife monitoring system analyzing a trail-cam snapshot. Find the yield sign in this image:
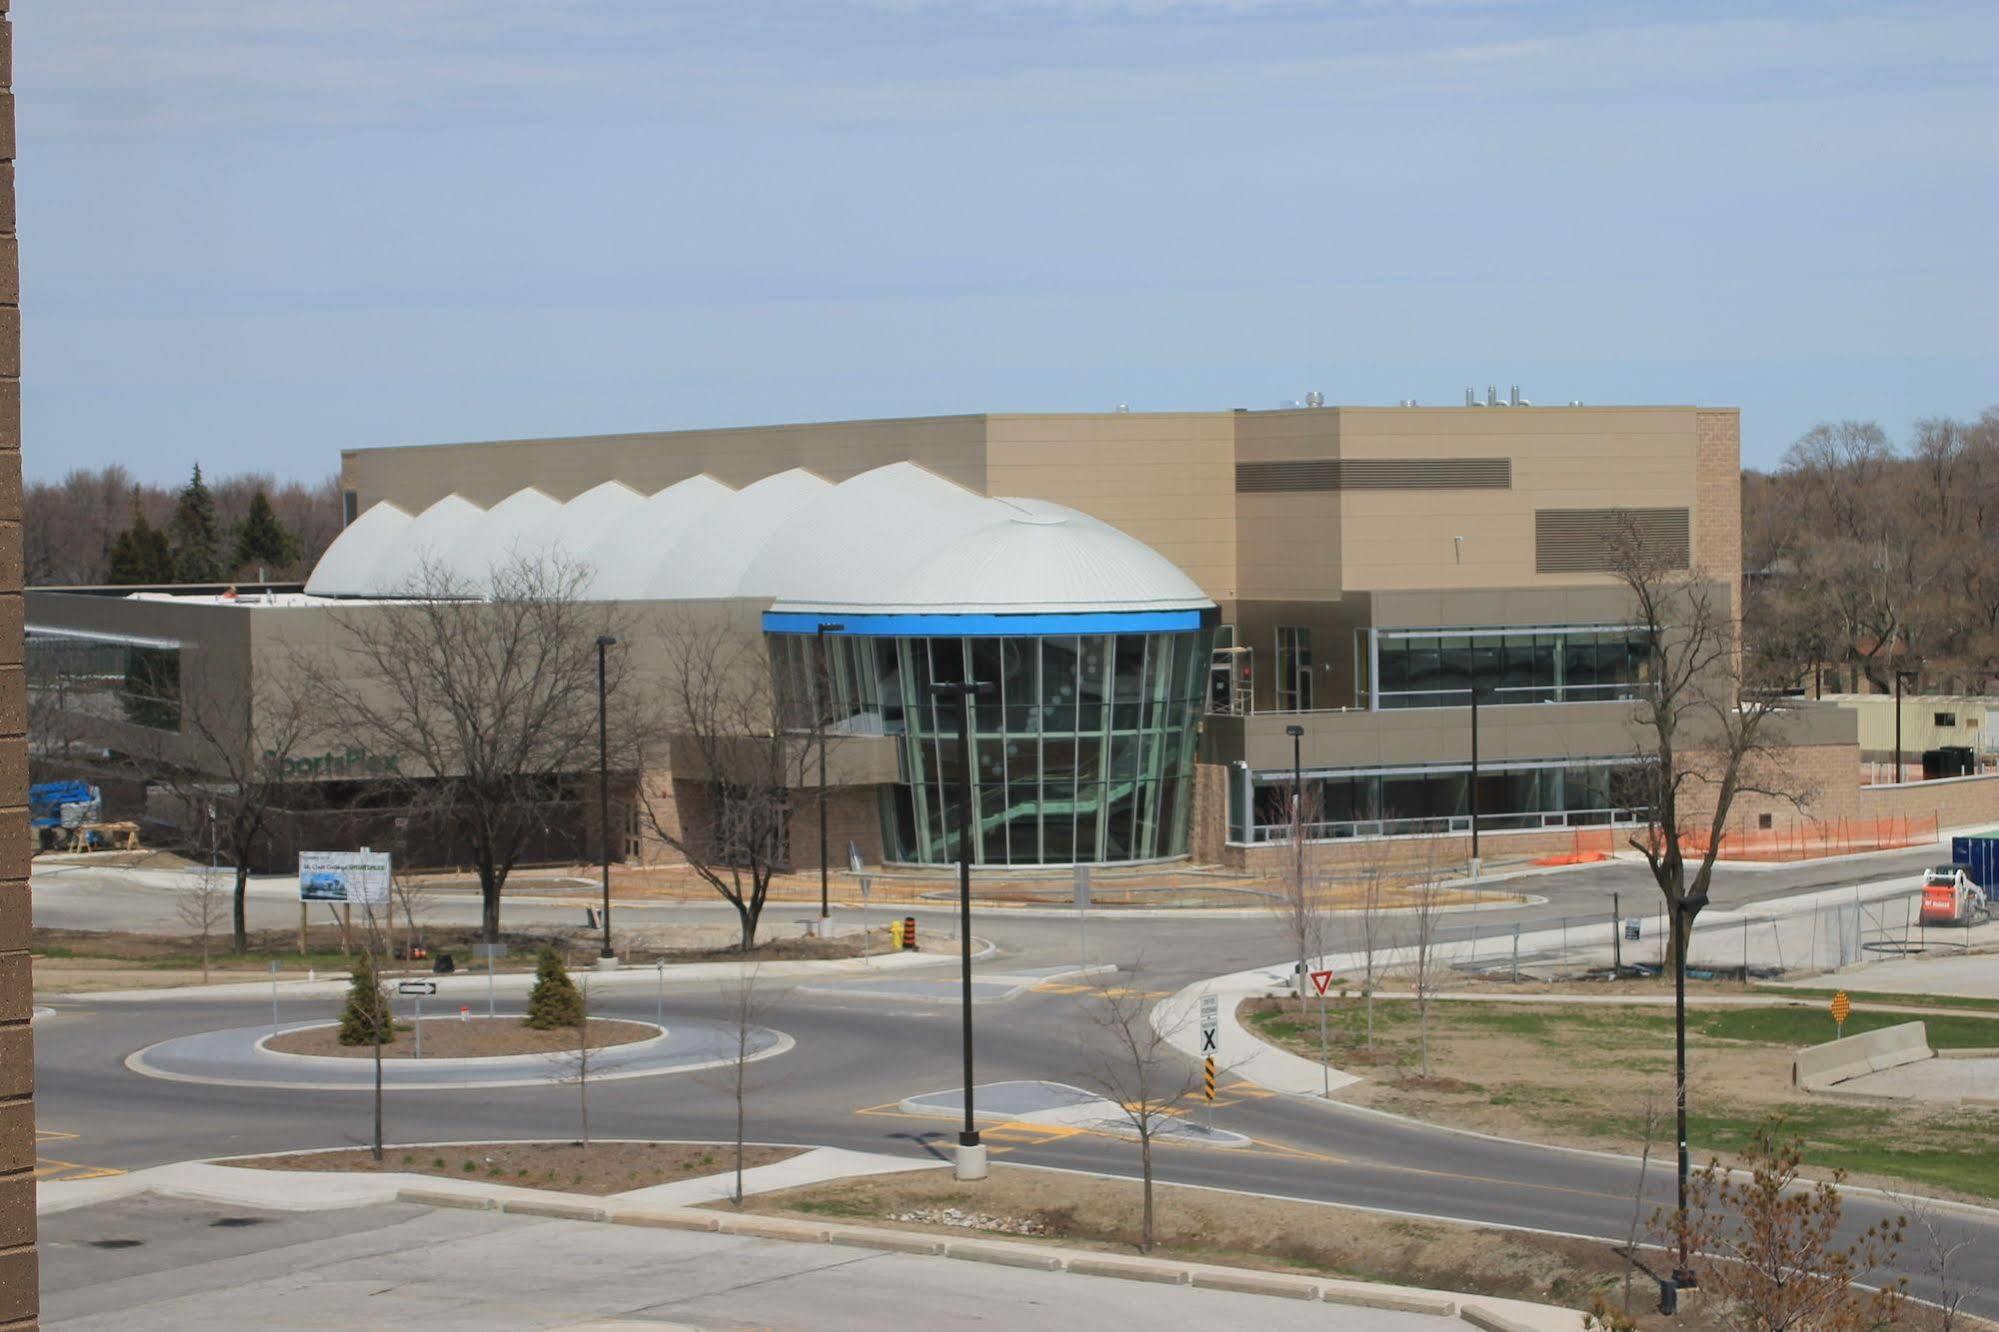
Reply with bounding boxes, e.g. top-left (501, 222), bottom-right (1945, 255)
top-left (1309, 969), bottom-right (1336, 997)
